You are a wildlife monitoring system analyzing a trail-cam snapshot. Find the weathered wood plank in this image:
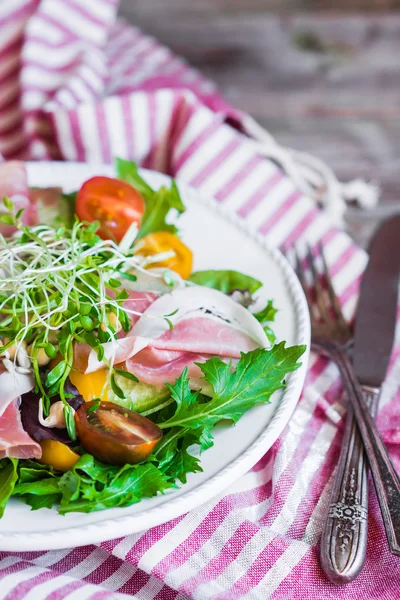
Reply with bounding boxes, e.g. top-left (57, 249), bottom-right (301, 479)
top-left (117, 11), bottom-right (400, 118)
top-left (119, 1), bottom-right (400, 16)
top-left (118, 2), bottom-right (400, 248)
